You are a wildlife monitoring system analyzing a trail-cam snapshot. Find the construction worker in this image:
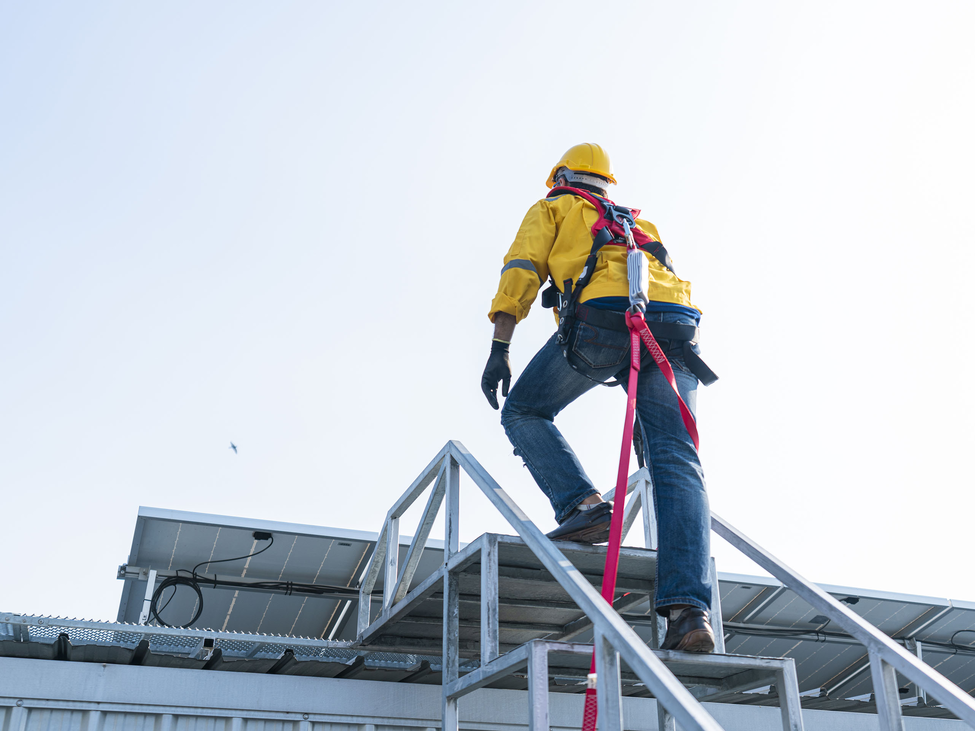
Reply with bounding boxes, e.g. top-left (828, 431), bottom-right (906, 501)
top-left (481, 143), bottom-right (716, 653)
